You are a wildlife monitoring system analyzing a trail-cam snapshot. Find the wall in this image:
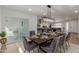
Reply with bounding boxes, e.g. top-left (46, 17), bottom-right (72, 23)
top-left (0, 6), bottom-right (37, 44)
top-left (68, 20), bottom-right (78, 33)
top-left (58, 19), bottom-right (79, 33)
top-left (0, 8), bottom-right (1, 32)
top-left (0, 6), bottom-right (37, 34)
top-left (78, 16), bottom-right (79, 33)
top-left (29, 16), bottom-right (37, 34)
